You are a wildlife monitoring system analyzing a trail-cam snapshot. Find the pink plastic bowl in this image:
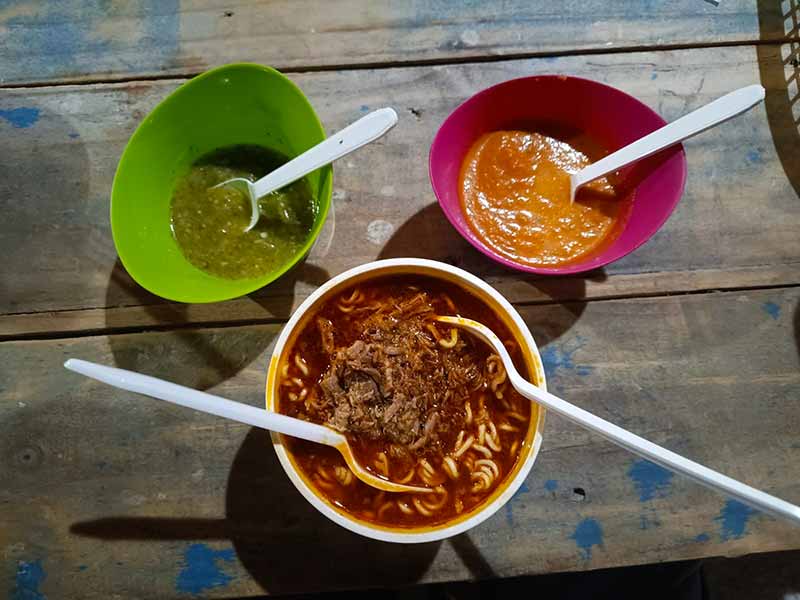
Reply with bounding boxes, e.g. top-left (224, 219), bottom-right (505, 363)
top-left (429, 75), bottom-right (687, 275)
